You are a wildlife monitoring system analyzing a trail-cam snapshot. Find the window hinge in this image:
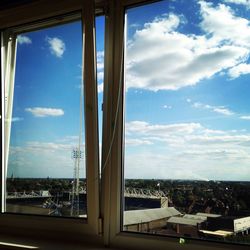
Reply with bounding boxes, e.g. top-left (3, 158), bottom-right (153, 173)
top-left (98, 217), bottom-right (103, 235)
